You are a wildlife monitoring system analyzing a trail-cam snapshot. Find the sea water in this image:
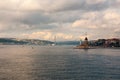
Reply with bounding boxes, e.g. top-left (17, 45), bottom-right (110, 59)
top-left (0, 45), bottom-right (120, 80)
